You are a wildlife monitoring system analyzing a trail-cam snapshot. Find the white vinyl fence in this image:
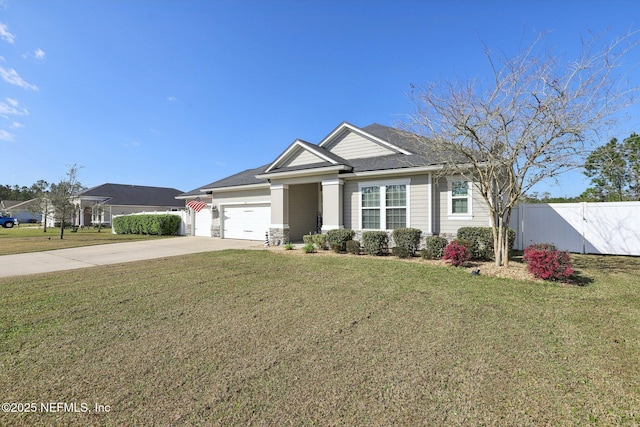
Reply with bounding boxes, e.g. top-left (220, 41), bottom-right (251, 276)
top-left (510, 202), bottom-right (640, 256)
top-left (112, 210), bottom-right (189, 236)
